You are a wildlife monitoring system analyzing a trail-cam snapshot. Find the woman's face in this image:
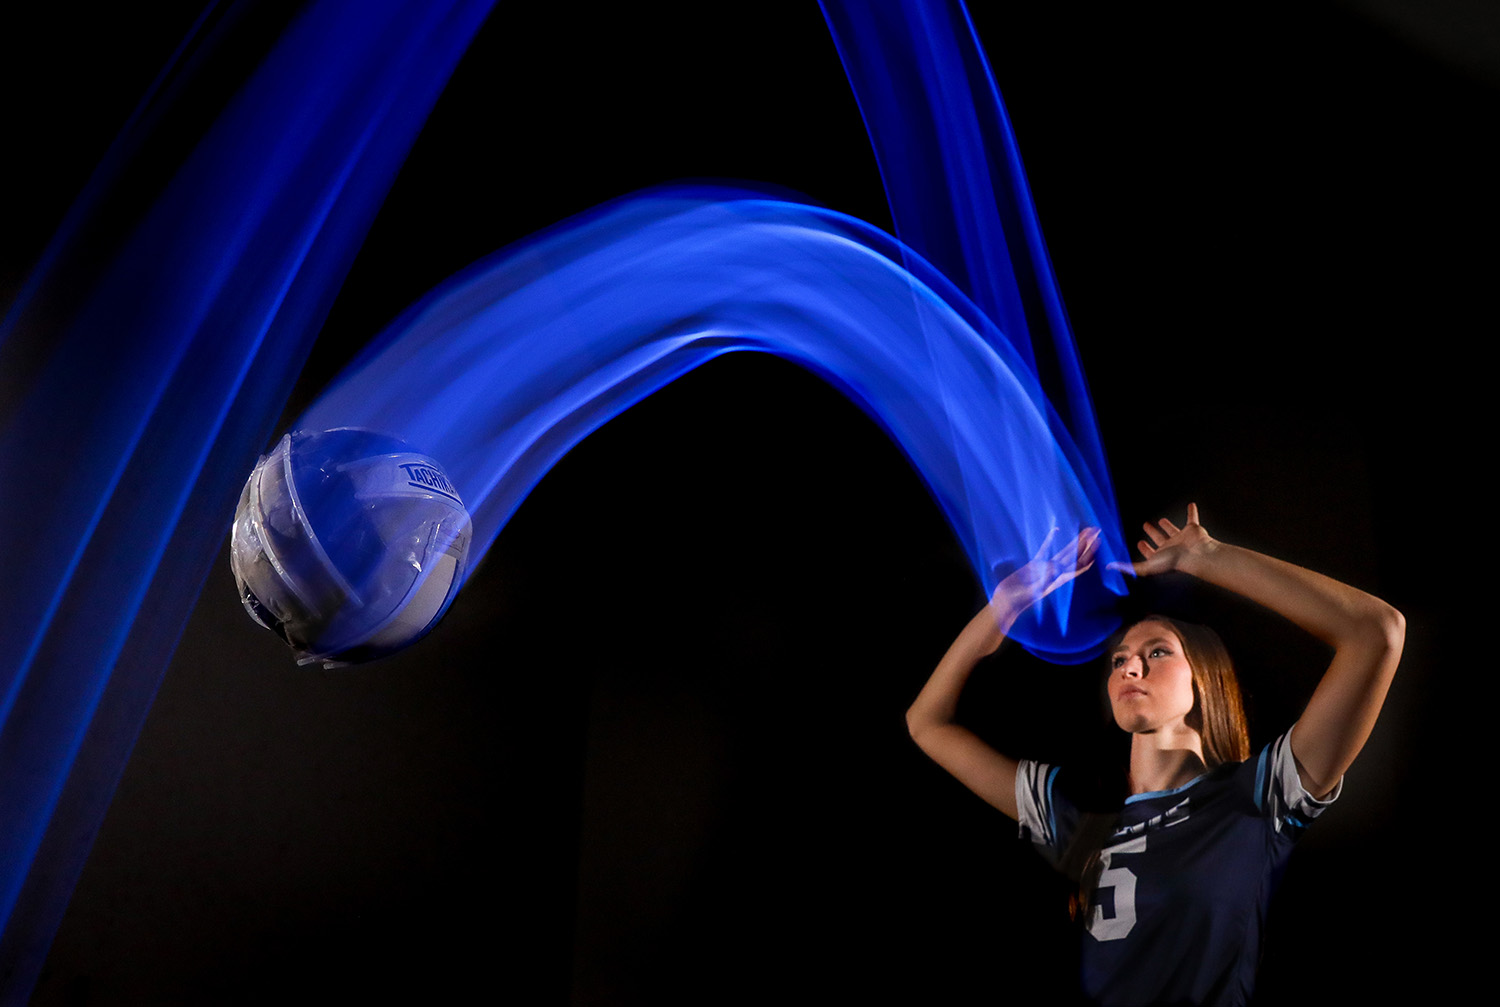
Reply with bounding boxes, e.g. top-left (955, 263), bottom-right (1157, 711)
top-left (1107, 621), bottom-right (1197, 735)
